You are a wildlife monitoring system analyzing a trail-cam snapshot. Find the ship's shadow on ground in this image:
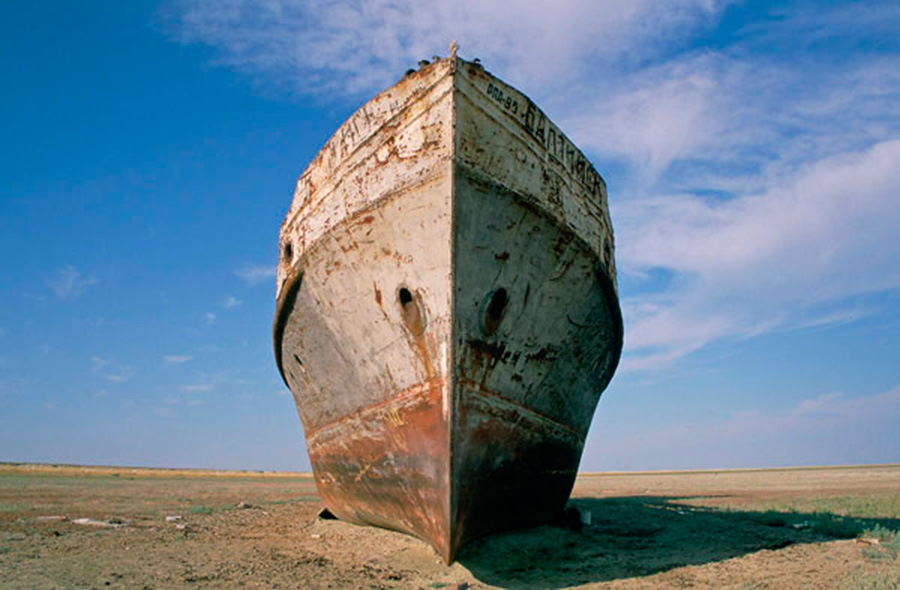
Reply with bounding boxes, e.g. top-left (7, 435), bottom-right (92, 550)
top-left (456, 496), bottom-right (900, 589)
